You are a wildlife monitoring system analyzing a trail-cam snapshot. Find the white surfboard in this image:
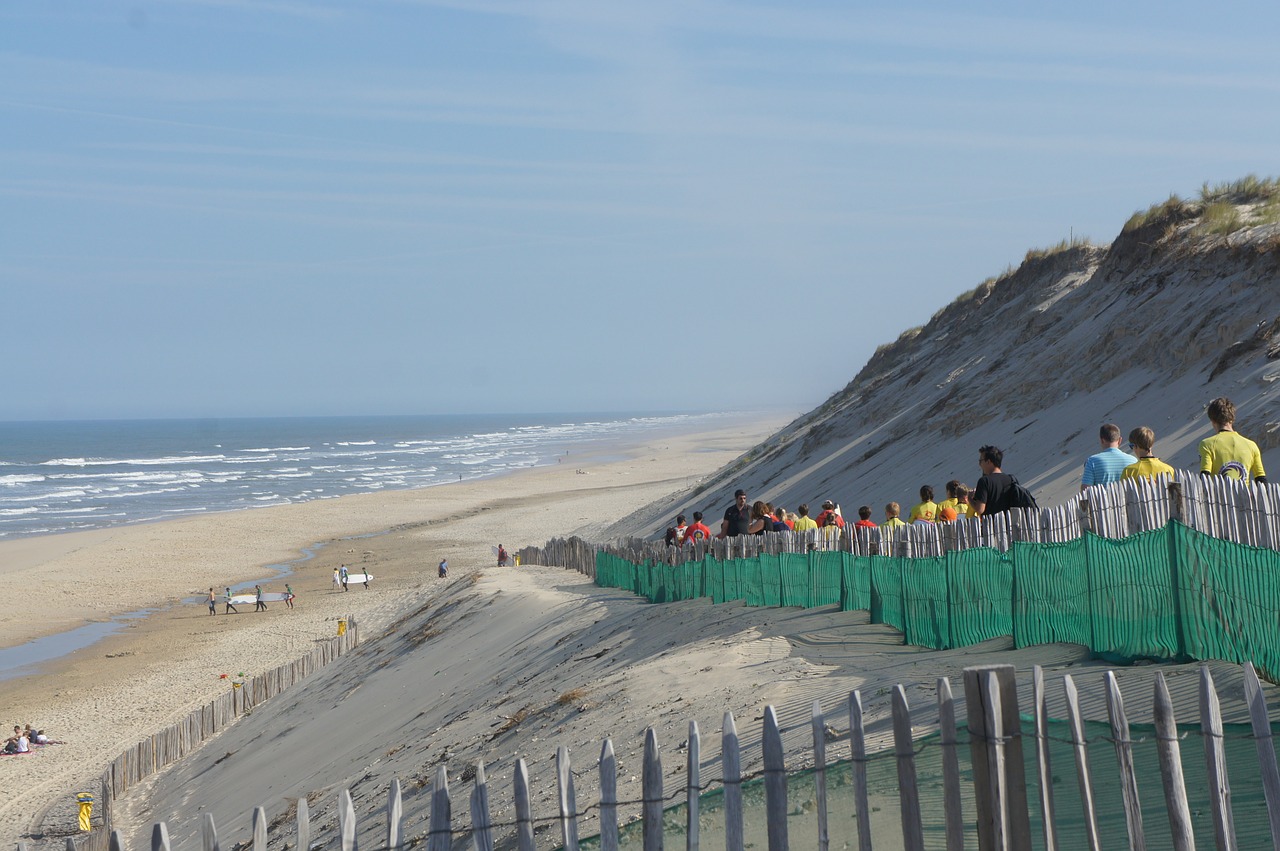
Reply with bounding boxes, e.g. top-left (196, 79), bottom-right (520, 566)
top-left (343, 573), bottom-right (372, 585)
top-left (222, 592), bottom-right (292, 605)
